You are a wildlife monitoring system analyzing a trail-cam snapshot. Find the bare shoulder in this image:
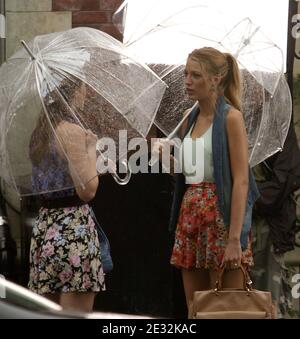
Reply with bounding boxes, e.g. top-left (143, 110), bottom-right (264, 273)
top-left (226, 107), bottom-right (243, 122)
top-left (226, 108), bottom-right (245, 130)
top-left (55, 121), bottom-right (86, 152)
top-left (56, 121), bottom-right (84, 136)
